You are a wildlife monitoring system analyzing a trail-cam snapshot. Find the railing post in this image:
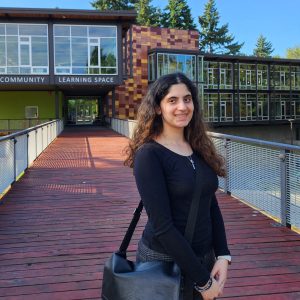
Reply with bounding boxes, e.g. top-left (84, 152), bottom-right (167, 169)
top-left (27, 133), bottom-right (29, 168)
top-left (13, 137), bottom-right (17, 181)
top-left (279, 149), bottom-right (291, 228)
top-left (35, 129), bottom-right (38, 158)
top-left (224, 138), bottom-right (230, 194)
